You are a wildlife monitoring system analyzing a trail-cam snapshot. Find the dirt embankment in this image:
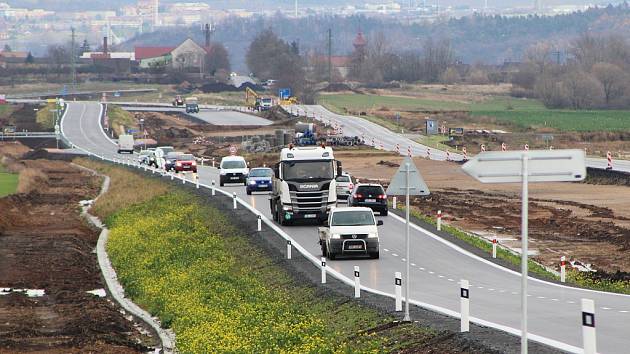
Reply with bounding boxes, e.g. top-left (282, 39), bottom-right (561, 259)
top-left (0, 148), bottom-right (154, 352)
